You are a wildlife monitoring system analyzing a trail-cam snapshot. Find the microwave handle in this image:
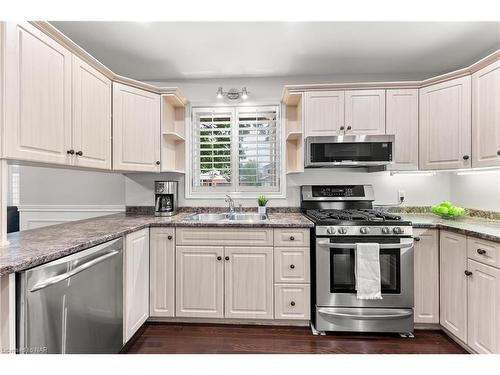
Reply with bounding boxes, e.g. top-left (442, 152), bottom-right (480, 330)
top-left (316, 240), bottom-right (413, 250)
